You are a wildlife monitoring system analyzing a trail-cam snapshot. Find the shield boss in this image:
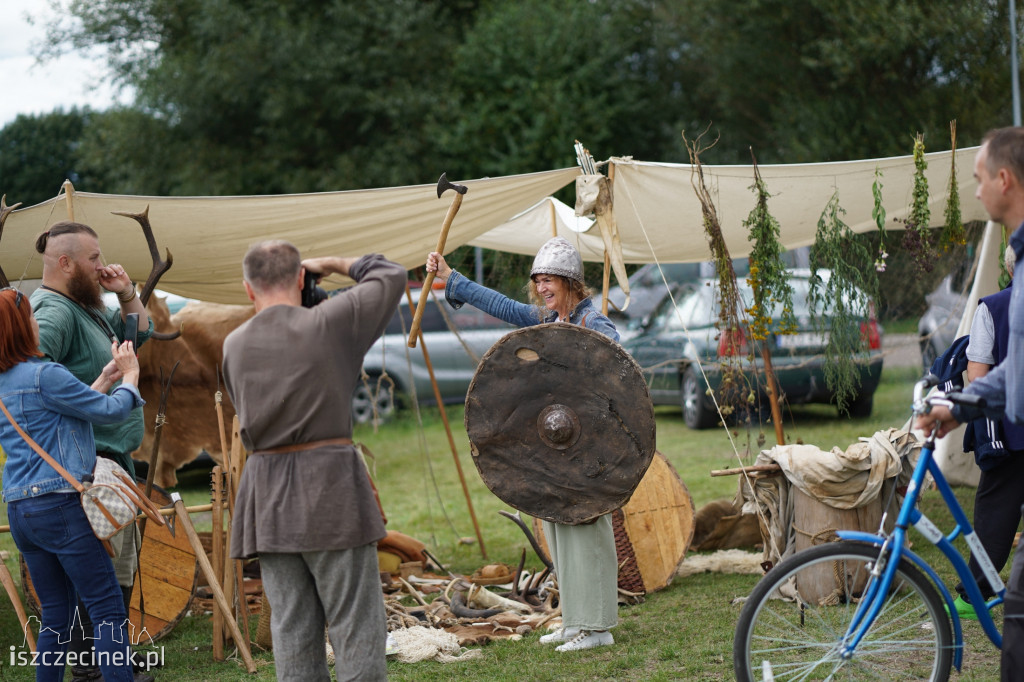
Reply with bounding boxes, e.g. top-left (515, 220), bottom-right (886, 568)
top-left (465, 323), bottom-right (656, 524)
